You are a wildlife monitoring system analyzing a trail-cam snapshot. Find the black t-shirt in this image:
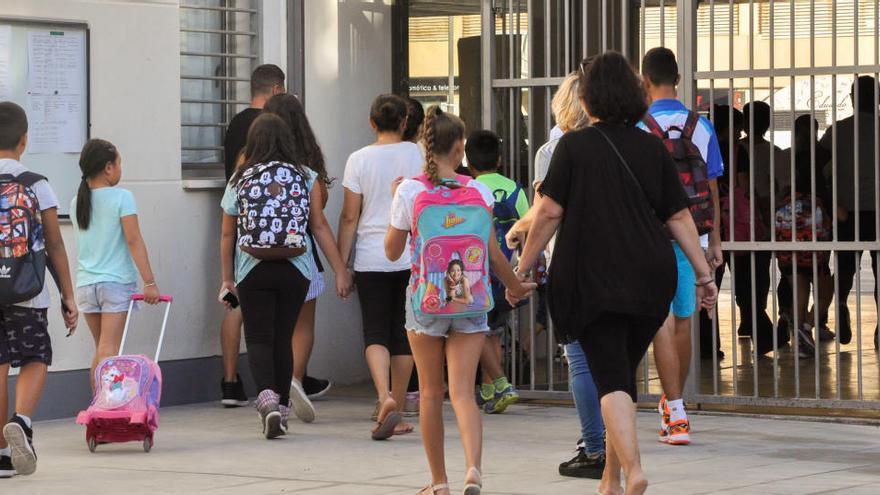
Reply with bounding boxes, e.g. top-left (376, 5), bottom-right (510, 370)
top-left (224, 107), bottom-right (262, 181)
top-left (539, 123), bottom-right (689, 337)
